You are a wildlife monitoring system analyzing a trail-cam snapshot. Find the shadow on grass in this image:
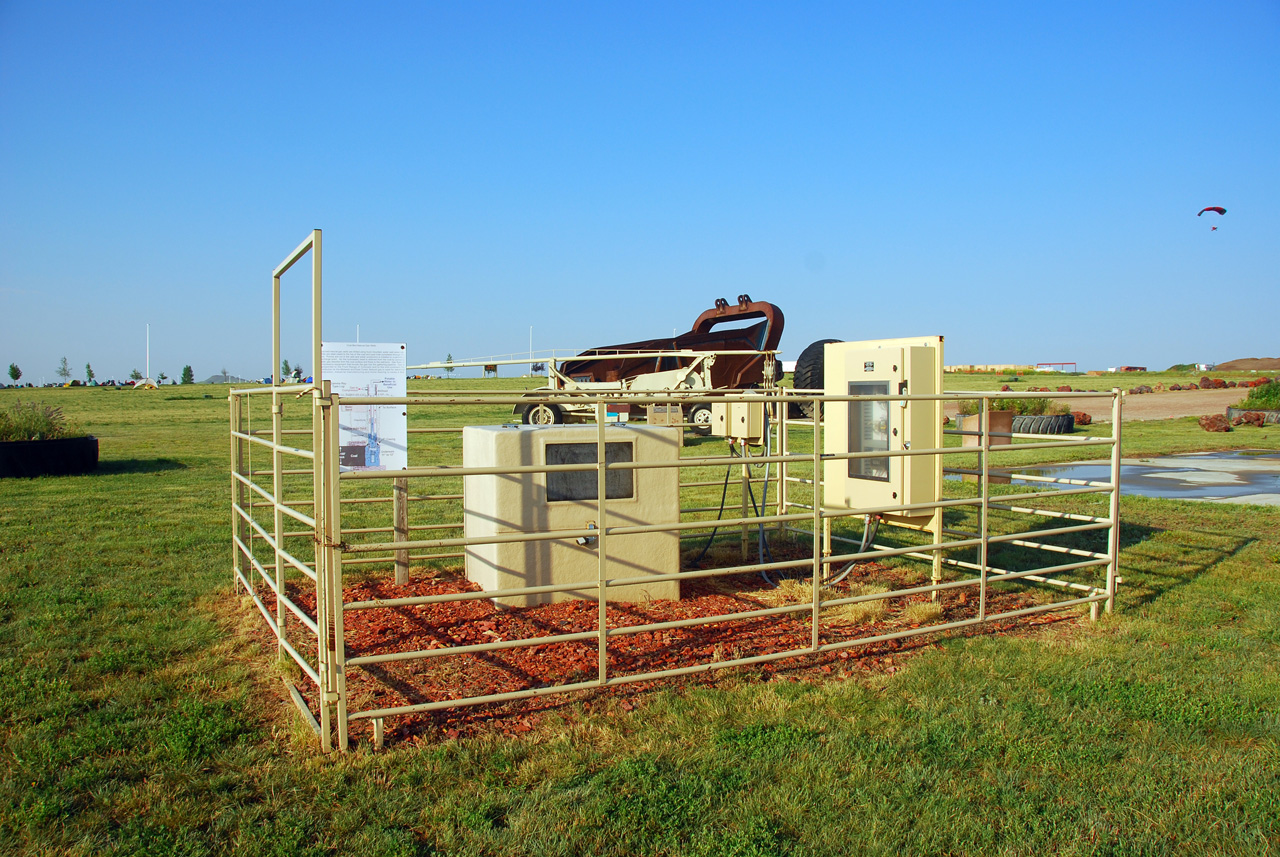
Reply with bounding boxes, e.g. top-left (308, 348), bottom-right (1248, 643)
top-left (1119, 525), bottom-right (1256, 609)
top-left (97, 458), bottom-right (188, 475)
